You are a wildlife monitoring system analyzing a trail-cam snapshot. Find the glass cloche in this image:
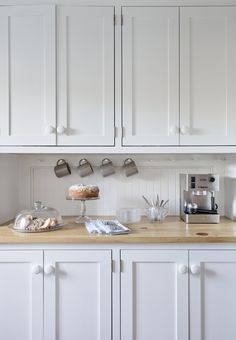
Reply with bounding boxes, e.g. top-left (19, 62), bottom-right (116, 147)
top-left (11, 201), bottom-right (63, 232)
